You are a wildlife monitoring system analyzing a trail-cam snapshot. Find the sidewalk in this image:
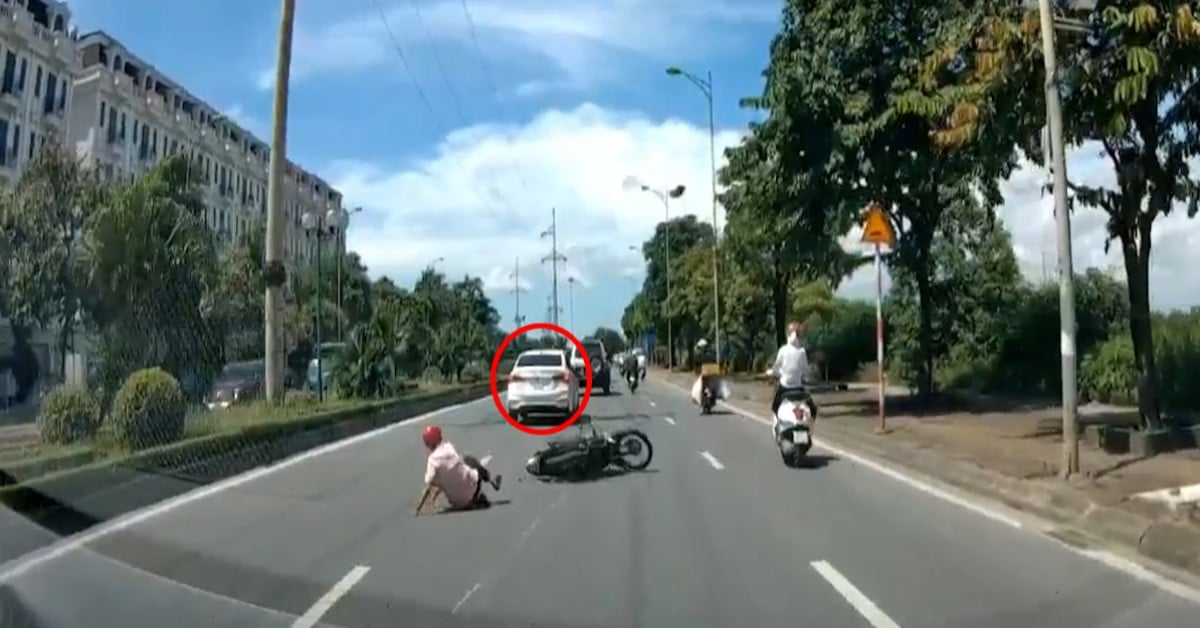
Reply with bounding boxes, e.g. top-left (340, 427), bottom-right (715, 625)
top-left (656, 367), bottom-right (1200, 579)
